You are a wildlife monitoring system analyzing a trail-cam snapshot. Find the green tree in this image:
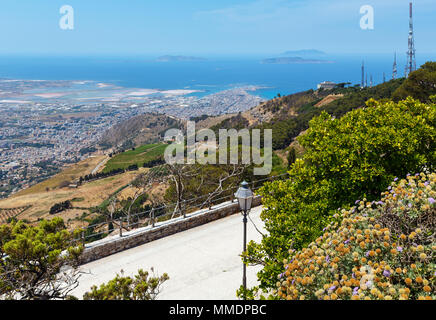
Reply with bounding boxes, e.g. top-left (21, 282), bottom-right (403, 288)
top-left (393, 61), bottom-right (436, 103)
top-left (287, 147), bottom-right (297, 168)
top-left (83, 268), bottom-right (169, 300)
top-left (245, 98), bottom-right (436, 293)
top-left (0, 218), bottom-right (83, 300)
